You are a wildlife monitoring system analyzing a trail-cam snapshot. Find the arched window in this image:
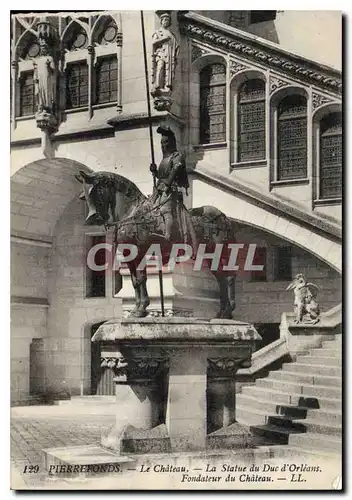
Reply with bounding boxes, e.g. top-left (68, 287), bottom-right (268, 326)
top-left (319, 112), bottom-right (342, 199)
top-left (19, 71), bottom-right (35, 117)
top-left (238, 79), bottom-right (266, 161)
top-left (66, 61), bottom-right (88, 109)
top-left (199, 63), bottom-right (226, 144)
top-left (277, 94), bottom-right (307, 180)
top-left (95, 56), bottom-right (118, 104)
